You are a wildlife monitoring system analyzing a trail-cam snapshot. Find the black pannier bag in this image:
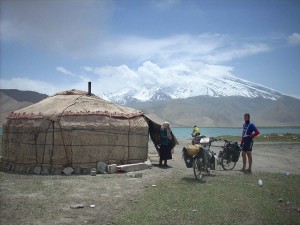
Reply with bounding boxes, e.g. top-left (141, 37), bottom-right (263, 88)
top-left (182, 147), bottom-right (193, 168)
top-left (224, 142), bottom-right (241, 162)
